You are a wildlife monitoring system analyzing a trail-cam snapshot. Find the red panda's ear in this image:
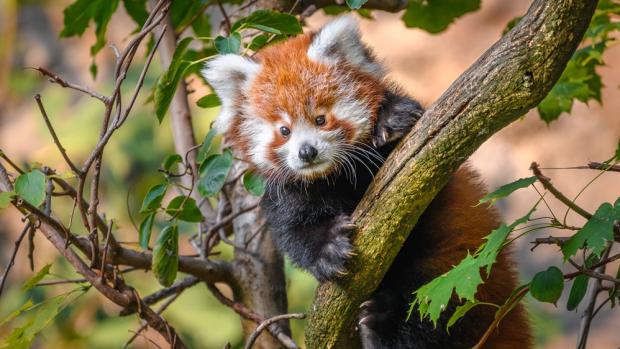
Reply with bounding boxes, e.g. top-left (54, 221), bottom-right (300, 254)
top-left (202, 54), bottom-right (261, 134)
top-left (307, 15), bottom-right (384, 78)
